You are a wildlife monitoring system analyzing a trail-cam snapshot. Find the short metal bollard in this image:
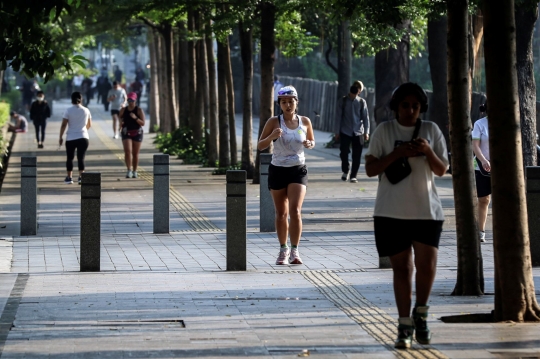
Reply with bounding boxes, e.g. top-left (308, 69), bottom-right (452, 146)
top-left (379, 256), bottom-right (391, 269)
top-left (154, 154), bottom-right (170, 234)
top-left (20, 157), bottom-right (37, 236)
top-left (526, 166), bottom-right (540, 266)
top-left (226, 170), bottom-right (247, 271)
top-left (80, 172), bottom-right (101, 272)
top-left (259, 153), bottom-right (275, 232)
